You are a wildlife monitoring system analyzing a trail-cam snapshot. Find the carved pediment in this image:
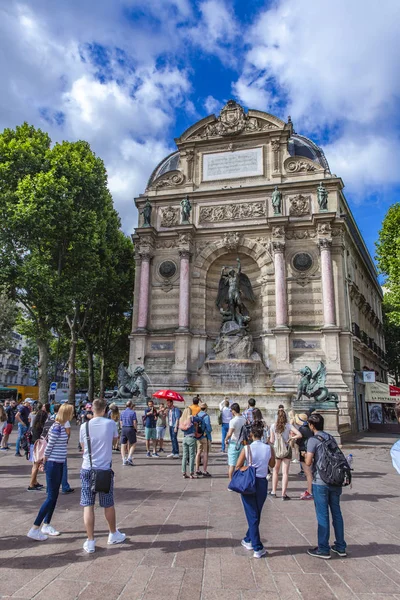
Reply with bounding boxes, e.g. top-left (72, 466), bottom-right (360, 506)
top-left (178, 101), bottom-right (284, 142)
top-left (148, 170), bottom-right (185, 190)
top-left (284, 156), bottom-right (323, 174)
